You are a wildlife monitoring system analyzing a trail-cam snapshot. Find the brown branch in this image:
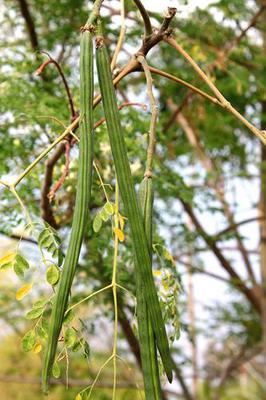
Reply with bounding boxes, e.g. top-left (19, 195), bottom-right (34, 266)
top-left (165, 36), bottom-right (266, 144)
top-left (102, 4), bottom-right (136, 22)
top-left (137, 7), bottom-right (176, 56)
top-left (176, 110), bottom-right (257, 285)
top-left (179, 197), bottom-right (262, 313)
top-left (149, 66), bottom-right (222, 106)
top-left (40, 102), bottom-right (145, 223)
top-left (35, 52), bottom-right (76, 118)
top-left (133, 0), bottom-right (152, 39)
top-left (225, 4), bottom-right (266, 55)
top-left (94, 102), bottom-right (146, 130)
top-left (214, 343), bottom-right (262, 399)
top-left (163, 93), bottom-right (193, 133)
top-left (40, 142), bottom-right (65, 228)
top-left (161, 9), bottom-right (266, 285)
top-left (215, 216), bottom-right (266, 238)
top-left (48, 140), bottom-right (71, 201)
top-left (39, 10), bottom-right (177, 226)
top-left (16, 0), bottom-right (39, 50)
top-left (172, 361), bottom-right (195, 400)
top-left (178, 259), bottom-right (231, 284)
top-left (162, 5), bottom-right (266, 134)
